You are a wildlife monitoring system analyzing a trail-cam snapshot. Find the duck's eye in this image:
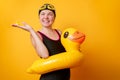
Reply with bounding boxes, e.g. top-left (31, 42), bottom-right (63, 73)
top-left (64, 31), bottom-right (69, 38)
